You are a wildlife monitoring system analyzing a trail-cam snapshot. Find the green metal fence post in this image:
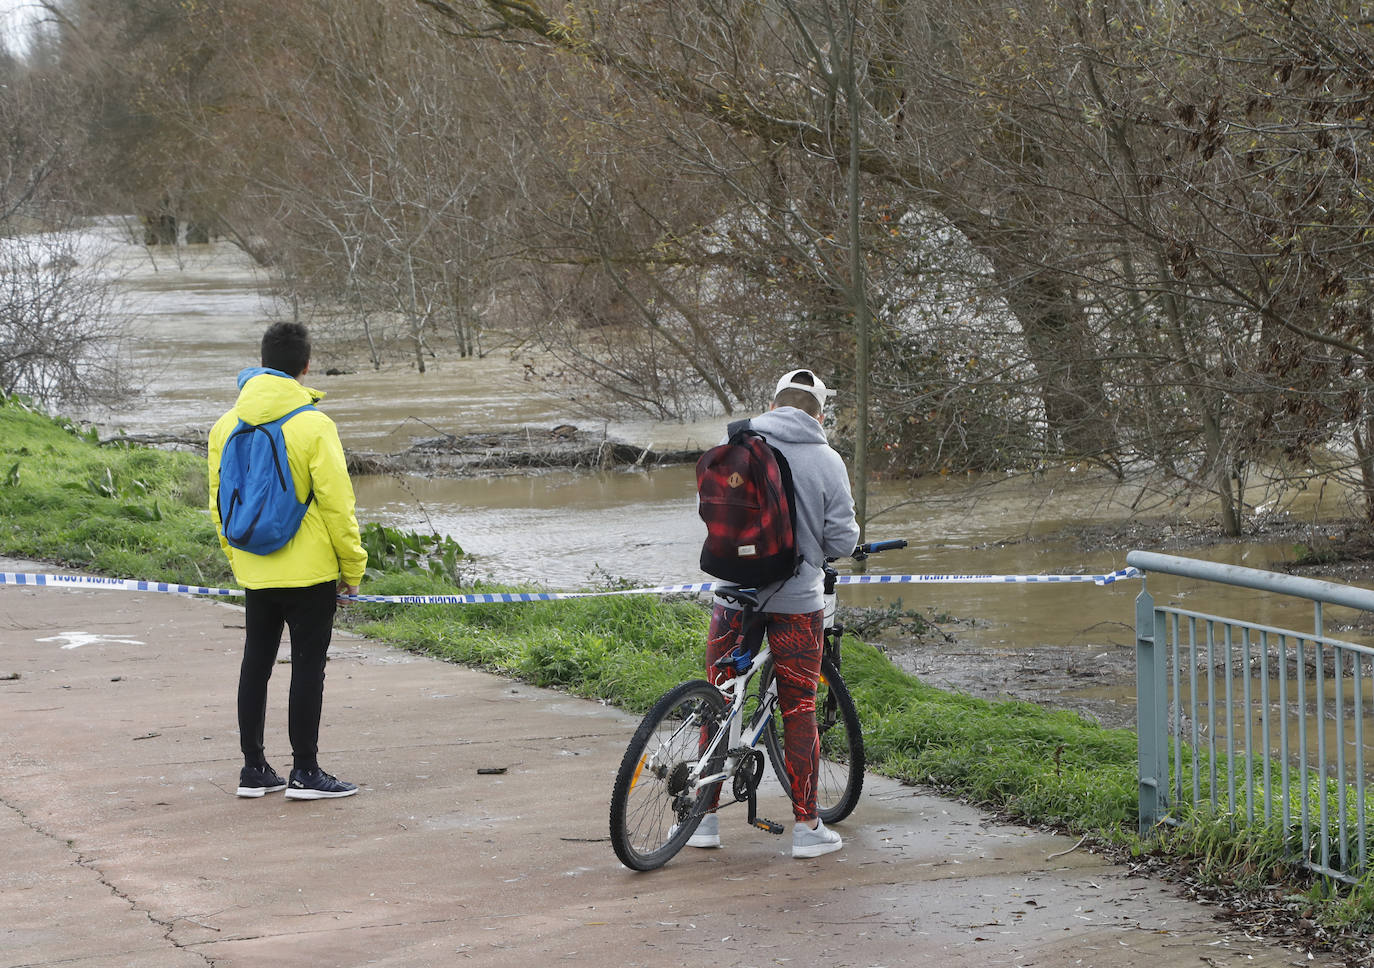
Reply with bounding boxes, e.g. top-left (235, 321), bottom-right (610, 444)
top-left (1136, 577), bottom-right (1167, 836)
